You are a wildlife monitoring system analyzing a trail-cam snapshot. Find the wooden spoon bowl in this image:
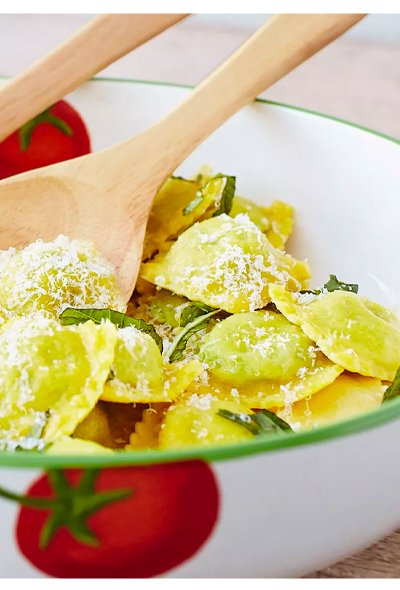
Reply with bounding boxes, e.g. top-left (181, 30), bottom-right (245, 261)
top-left (0, 14), bottom-right (365, 302)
